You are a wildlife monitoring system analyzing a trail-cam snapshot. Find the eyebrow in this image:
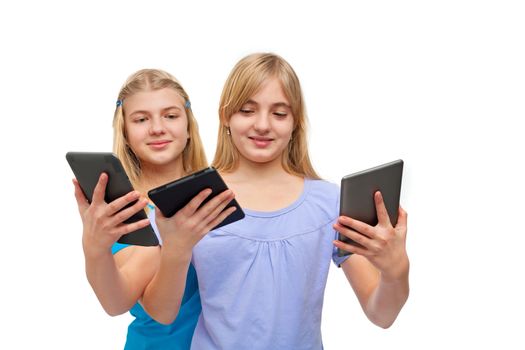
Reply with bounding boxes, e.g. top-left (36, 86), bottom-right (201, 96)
top-left (128, 106), bottom-right (182, 117)
top-left (244, 100), bottom-right (291, 109)
top-left (162, 106), bottom-right (183, 112)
